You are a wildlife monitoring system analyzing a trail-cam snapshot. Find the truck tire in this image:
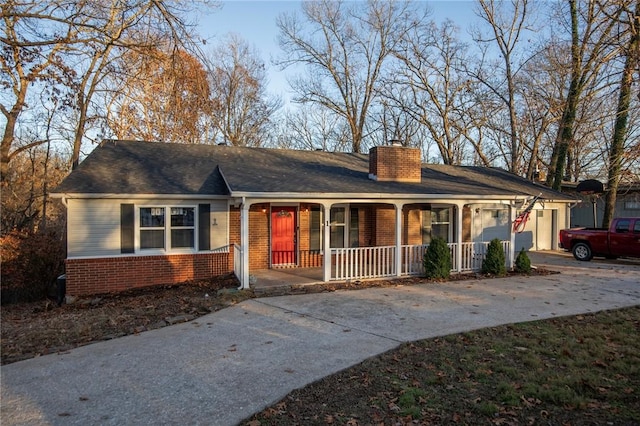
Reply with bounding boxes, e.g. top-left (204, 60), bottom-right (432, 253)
top-left (572, 242), bottom-right (592, 261)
